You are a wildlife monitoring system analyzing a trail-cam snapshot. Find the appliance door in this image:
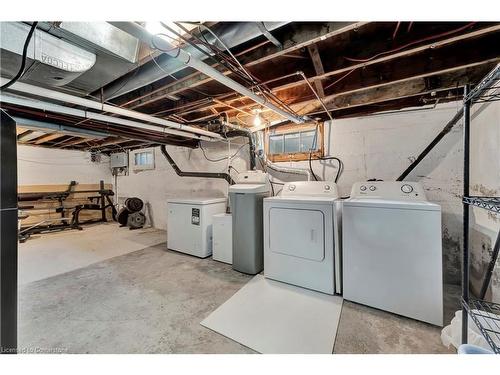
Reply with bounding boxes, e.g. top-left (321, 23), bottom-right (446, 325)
top-left (264, 201), bottom-right (335, 295)
top-left (167, 203), bottom-right (203, 256)
top-left (342, 203), bottom-right (443, 326)
top-left (269, 208), bottom-right (325, 261)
